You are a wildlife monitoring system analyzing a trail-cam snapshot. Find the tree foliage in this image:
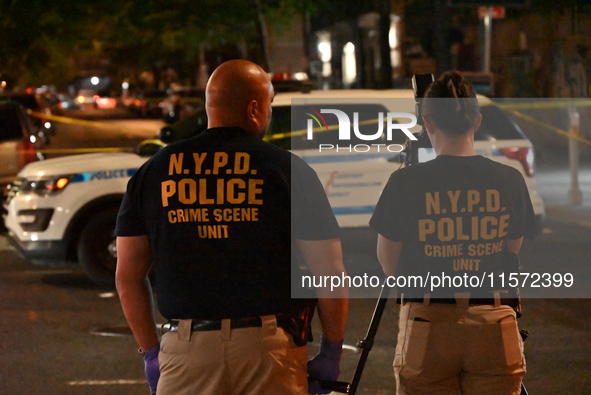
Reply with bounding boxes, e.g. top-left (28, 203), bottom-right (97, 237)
top-left (0, 0), bottom-right (305, 89)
